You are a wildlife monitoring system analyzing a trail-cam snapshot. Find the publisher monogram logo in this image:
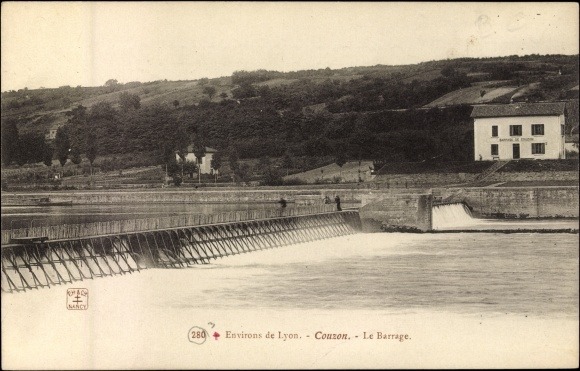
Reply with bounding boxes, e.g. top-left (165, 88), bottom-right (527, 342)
top-left (66, 288), bottom-right (89, 310)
